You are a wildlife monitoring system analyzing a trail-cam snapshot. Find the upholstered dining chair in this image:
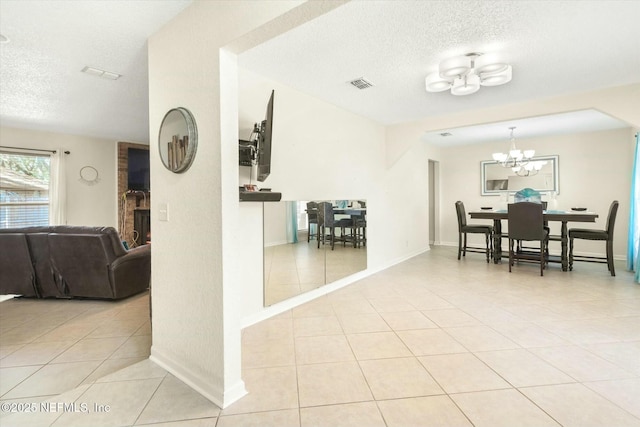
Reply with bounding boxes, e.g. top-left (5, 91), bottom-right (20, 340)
top-left (455, 201), bottom-right (493, 263)
top-left (508, 202), bottom-right (549, 276)
top-left (306, 201), bottom-right (319, 242)
top-left (317, 201), bottom-right (340, 250)
top-left (569, 200), bottom-right (619, 276)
